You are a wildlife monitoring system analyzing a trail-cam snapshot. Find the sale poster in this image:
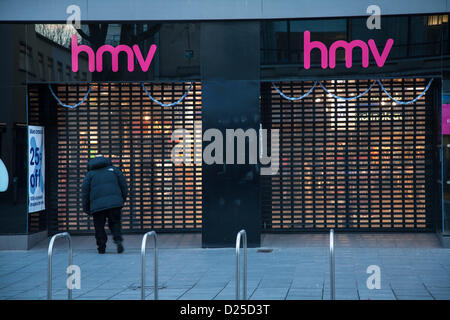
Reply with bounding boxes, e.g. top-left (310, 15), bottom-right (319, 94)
top-left (28, 125), bottom-right (45, 213)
